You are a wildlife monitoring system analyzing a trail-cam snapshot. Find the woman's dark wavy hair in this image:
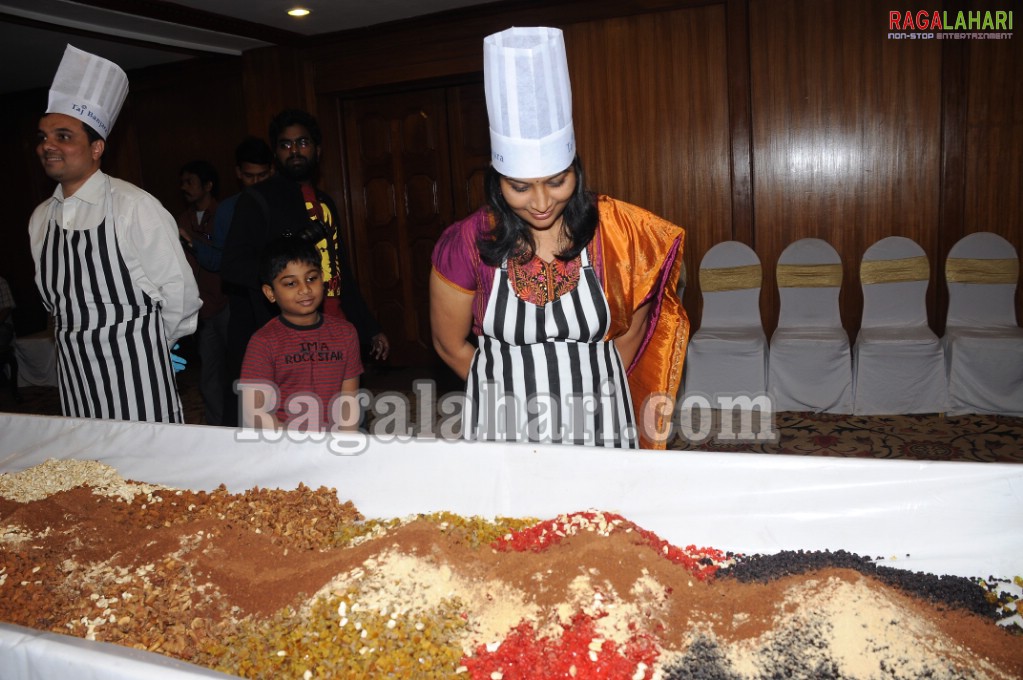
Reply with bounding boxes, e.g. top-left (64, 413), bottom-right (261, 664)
top-left (478, 155), bottom-right (598, 266)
